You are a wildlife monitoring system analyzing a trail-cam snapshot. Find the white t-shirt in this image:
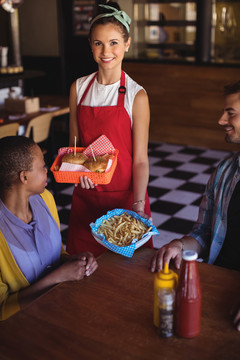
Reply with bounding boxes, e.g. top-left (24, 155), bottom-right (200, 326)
top-left (76, 72), bottom-right (145, 126)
